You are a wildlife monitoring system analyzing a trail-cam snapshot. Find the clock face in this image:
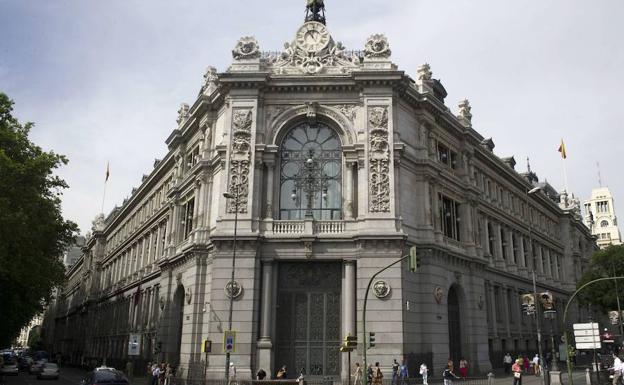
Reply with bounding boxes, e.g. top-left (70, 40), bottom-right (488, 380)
top-left (295, 22), bottom-right (330, 53)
